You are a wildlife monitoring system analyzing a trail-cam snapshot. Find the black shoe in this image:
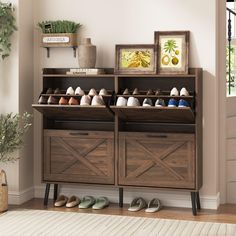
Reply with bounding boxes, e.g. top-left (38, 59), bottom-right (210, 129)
top-left (142, 98), bottom-right (153, 107)
top-left (155, 89), bottom-right (162, 95)
top-left (146, 89), bottom-right (154, 95)
top-left (46, 88), bottom-right (53, 94)
top-left (54, 88), bottom-right (61, 94)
